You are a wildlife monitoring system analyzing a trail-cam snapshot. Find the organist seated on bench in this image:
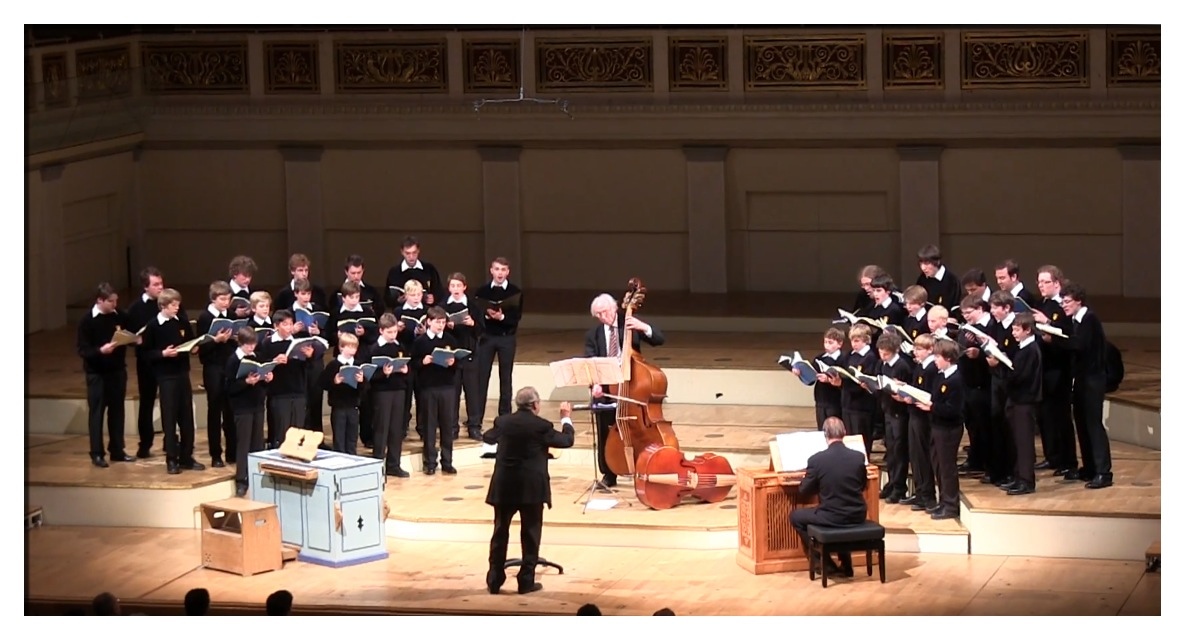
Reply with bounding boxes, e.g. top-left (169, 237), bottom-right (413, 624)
top-left (789, 417), bottom-right (868, 577)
